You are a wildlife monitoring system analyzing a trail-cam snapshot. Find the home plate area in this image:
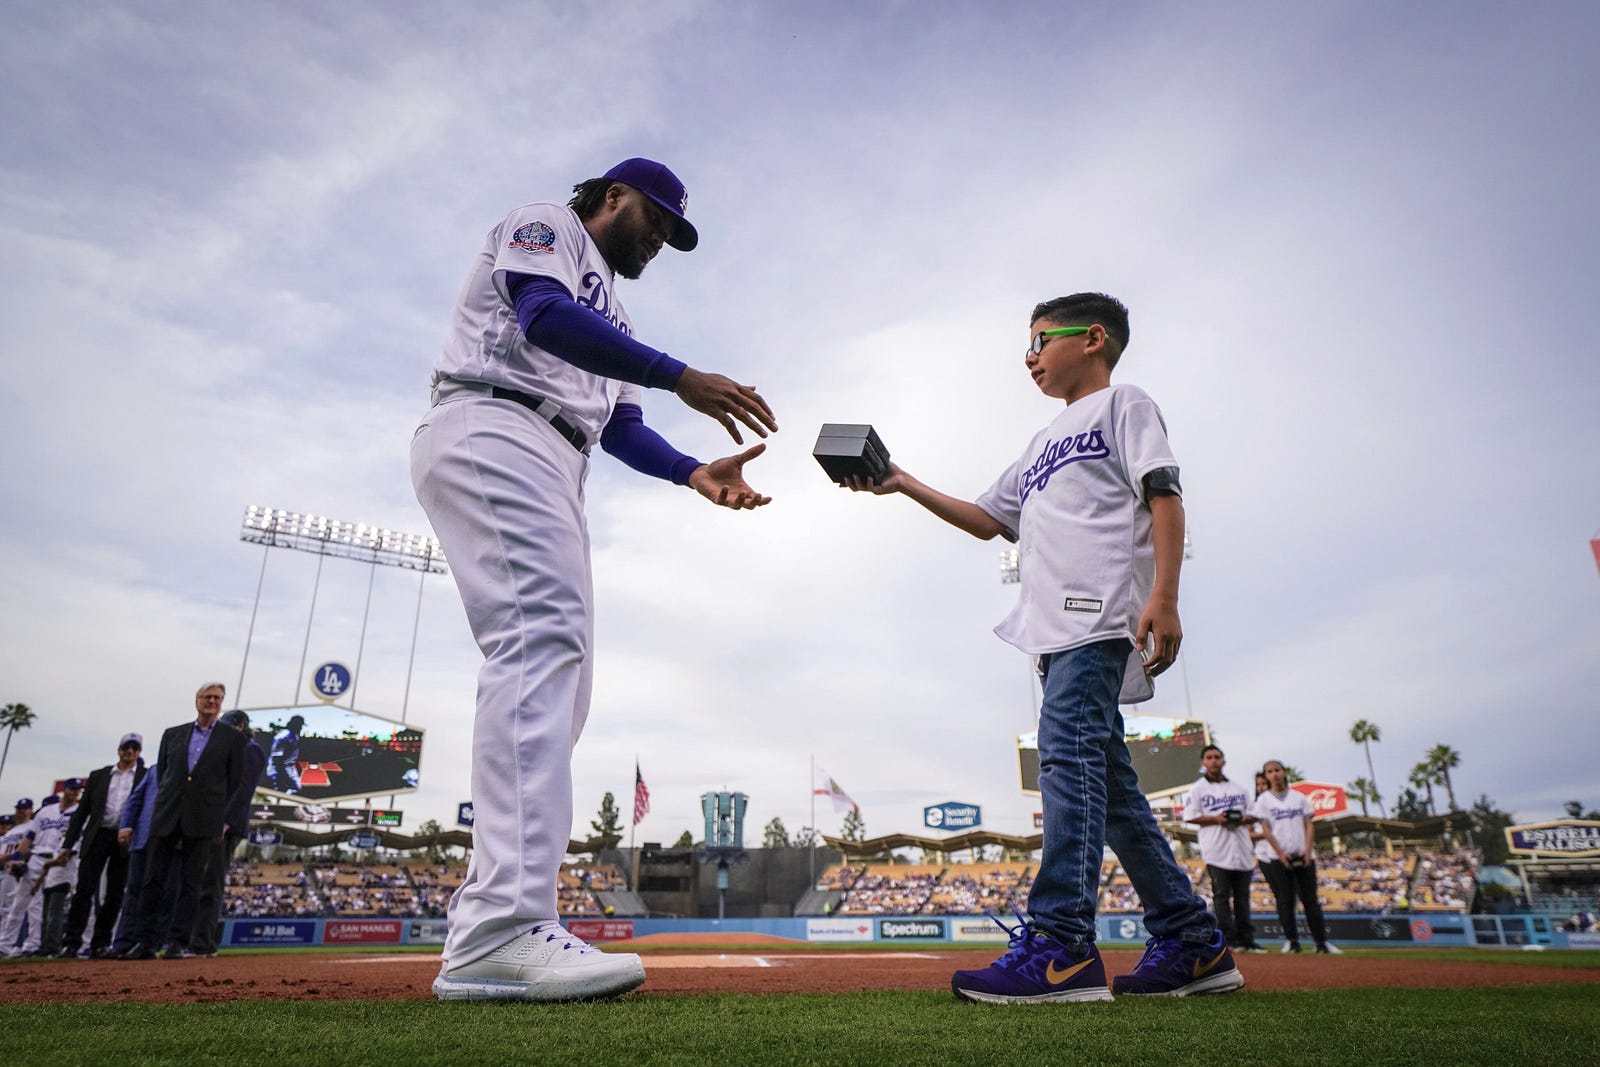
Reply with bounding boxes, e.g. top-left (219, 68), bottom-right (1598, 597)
top-left (639, 953), bottom-right (942, 969)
